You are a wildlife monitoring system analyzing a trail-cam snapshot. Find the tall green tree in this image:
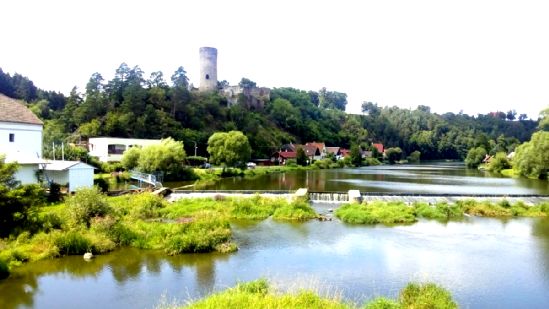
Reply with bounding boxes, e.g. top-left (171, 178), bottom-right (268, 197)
top-left (385, 147), bottom-right (403, 164)
top-left (513, 131), bottom-right (549, 179)
top-left (121, 138), bottom-right (186, 179)
top-left (465, 147), bottom-right (487, 168)
top-left (350, 145), bottom-right (362, 166)
top-left (296, 147), bottom-right (308, 166)
top-left (207, 131), bottom-right (251, 167)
